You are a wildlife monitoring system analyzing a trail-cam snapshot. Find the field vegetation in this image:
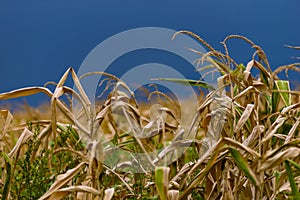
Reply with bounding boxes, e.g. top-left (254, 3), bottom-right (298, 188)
top-left (1, 31), bottom-right (300, 199)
